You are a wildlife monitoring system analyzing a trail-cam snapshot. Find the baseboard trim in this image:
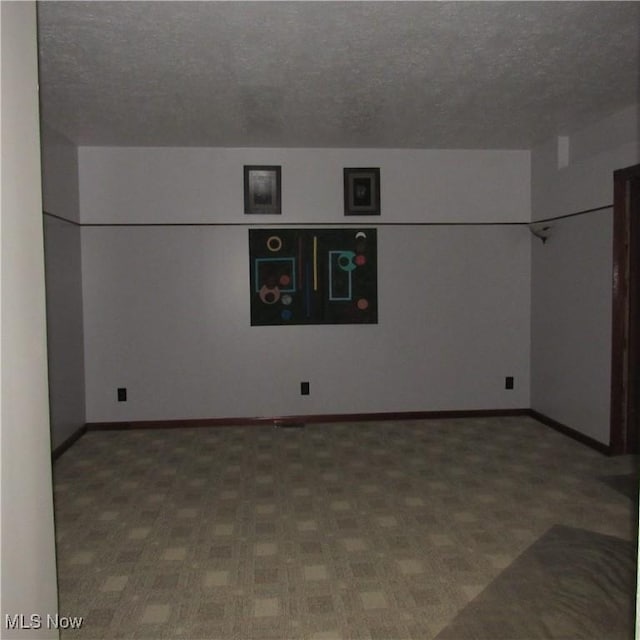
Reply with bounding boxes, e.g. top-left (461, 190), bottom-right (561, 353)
top-left (74, 409), bottom-right (609, 457)
top-left (85, 408), bottom-right (531, 431)
top-left (527, 409), bottom-right (611, 455)
top-left (51, 424), bottom-right (88, 461)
